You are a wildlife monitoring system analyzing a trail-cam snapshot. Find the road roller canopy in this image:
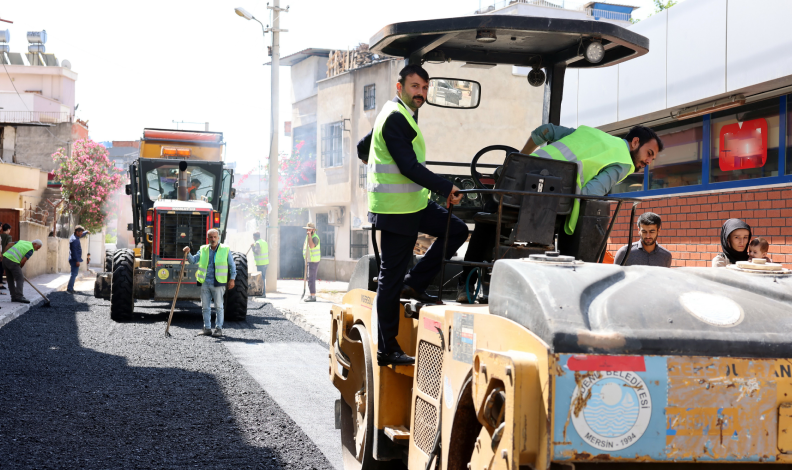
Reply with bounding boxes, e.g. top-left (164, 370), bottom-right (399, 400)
top-left (369, 15), bottom-right (649, 68)
top-left (488, 259), bottom-right (792, 358)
